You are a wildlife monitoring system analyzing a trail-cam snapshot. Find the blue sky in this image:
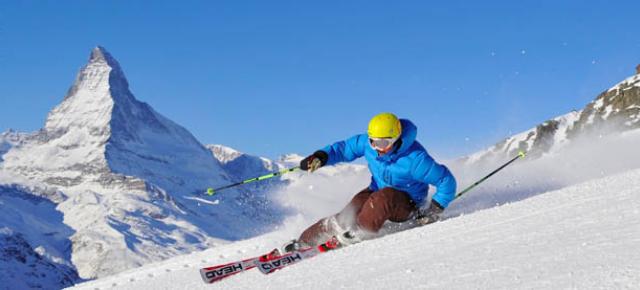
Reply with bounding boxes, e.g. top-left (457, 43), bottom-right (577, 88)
top-left (1, 1), bottom-right (639, 159)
